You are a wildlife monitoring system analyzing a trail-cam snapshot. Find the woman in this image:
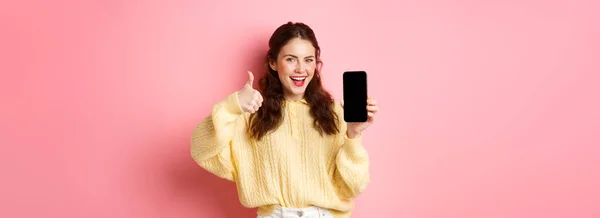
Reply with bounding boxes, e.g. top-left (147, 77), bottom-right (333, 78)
top-left (191, 22), bottom-right (379, 218)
